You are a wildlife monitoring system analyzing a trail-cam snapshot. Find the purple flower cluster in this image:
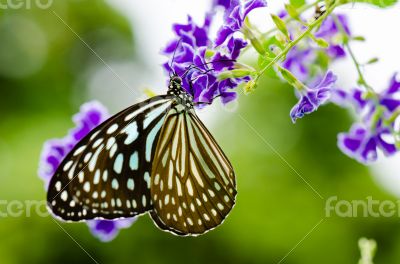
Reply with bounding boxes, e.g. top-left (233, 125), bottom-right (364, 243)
top-left (335, 74), bottom-right (400, 163)
top-left (215, 0), bottom-right (267, 46)
top-left (282, 13), bottom-right (351, 82)
top-left (38, 101), bottom-right (136, 242)
top-left (277, 13), bottom-right (348, 122)
top-left (162, 0), bottom-right (267, 104)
